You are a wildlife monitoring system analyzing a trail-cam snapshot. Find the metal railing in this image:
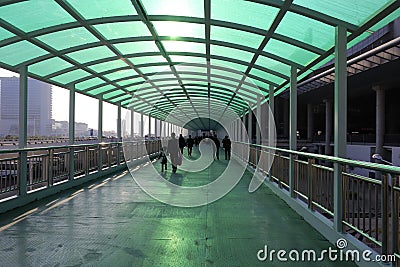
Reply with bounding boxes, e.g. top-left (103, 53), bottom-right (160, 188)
top-left (235, 141), bottom-right (400, 261)
top-left (0, 140), bottom-right (161, 202)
